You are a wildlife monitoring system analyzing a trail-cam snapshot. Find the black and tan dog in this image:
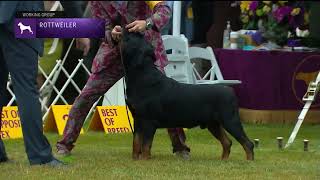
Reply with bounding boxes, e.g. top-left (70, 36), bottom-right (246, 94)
top-left (120, 31), bottom-right (254, 161)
